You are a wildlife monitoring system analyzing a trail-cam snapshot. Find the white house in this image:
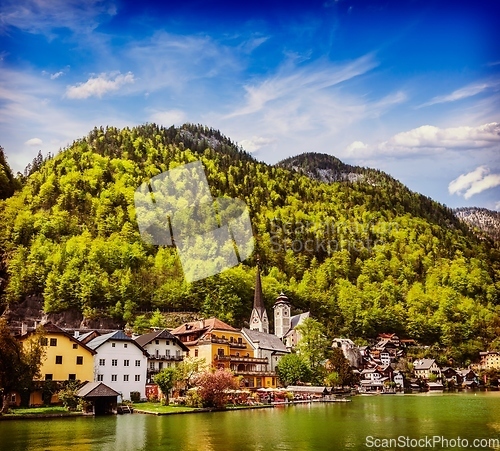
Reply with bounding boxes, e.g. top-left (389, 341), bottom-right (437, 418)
top-left (413, 359), bottom-right (441, 380)
top-left (134, 329), bottom-right (189, 383)
top-left (86, 330), bottom-right (148, 401)
top-left (361, 368), bottom-right (381, 381)
top-left (393, 371), bottom-right (404, 388)
top-left (241, 327), bottom-right (290, 373)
